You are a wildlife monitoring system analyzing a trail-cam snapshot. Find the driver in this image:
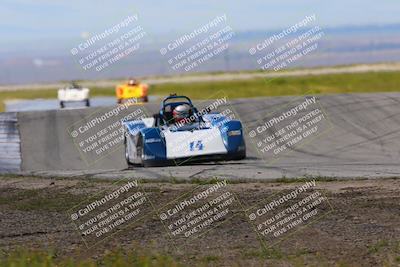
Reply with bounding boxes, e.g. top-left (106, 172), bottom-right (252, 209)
top-left (128, 78), bottom-right (138, 86)
top-left (172, 104), bottom-right (192, 126)
top-left (71, 81), bottom-right (81, 89)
